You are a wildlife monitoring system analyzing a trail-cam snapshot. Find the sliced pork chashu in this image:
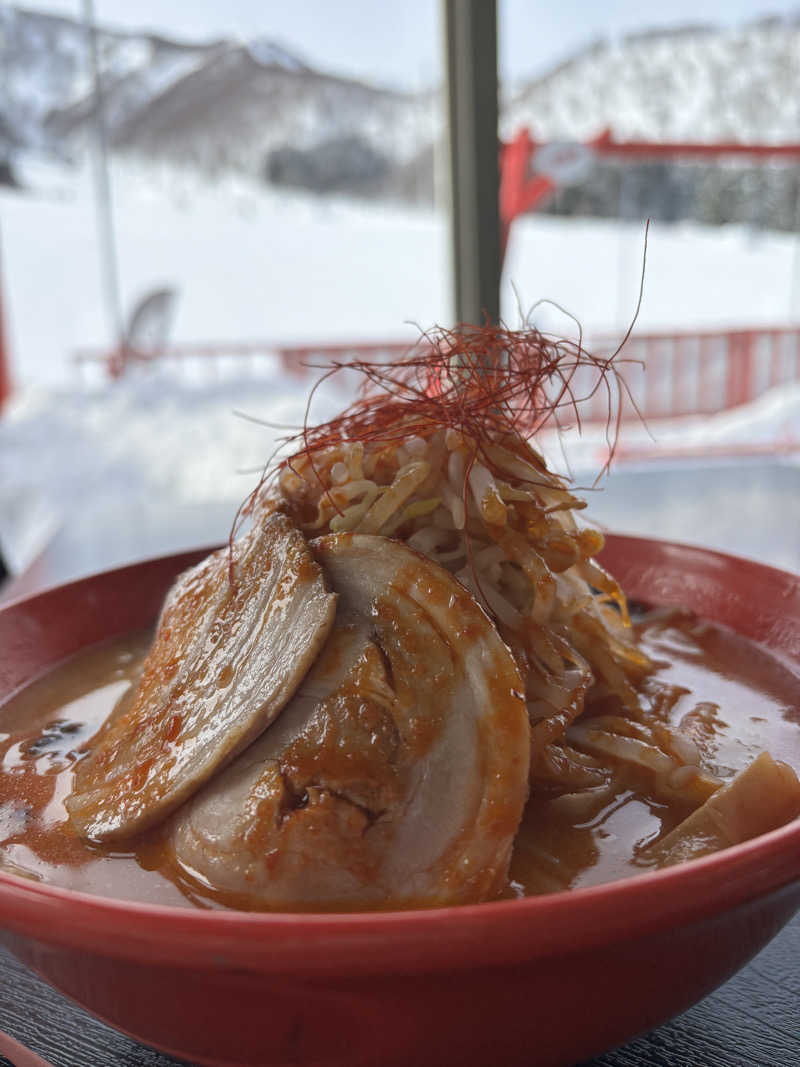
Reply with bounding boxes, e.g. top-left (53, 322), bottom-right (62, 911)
top-left (67, 513), bottom-right (337, 841)
top-left (168, 534), bottom-right (530, 909)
